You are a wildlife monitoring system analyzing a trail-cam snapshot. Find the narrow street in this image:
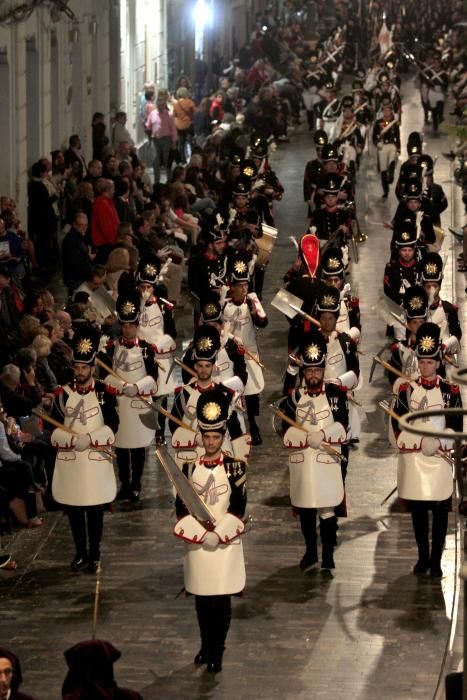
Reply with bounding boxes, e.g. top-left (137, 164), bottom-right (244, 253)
top-left (1, 77), bottom-right (465, 699)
